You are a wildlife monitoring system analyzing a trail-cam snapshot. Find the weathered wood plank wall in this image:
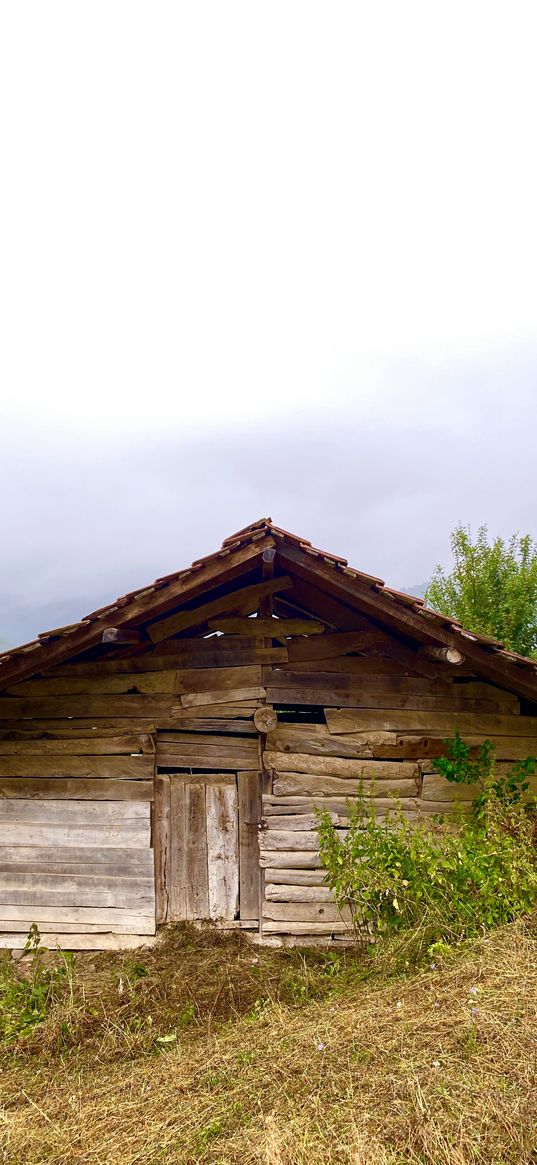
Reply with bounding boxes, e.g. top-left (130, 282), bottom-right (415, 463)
top-left (1, 562), bottom-right (536, 949)
top-left (0, 620), bottom-right (267, 947)
top-left (257, 613), bottom-right (537, 943)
